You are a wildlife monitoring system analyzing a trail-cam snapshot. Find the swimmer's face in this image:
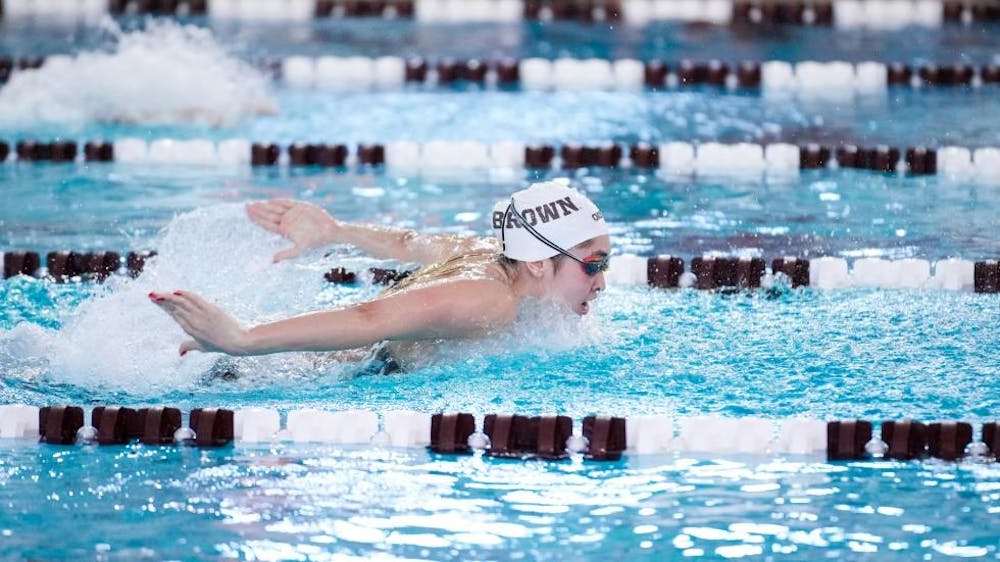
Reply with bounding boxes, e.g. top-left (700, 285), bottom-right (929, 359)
top-left (546, 235), bottom-right (610, 316)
